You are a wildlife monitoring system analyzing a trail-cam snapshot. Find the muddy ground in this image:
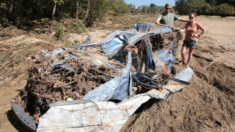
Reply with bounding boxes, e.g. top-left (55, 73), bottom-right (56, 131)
top-left (0, 15), bottom-right (235, 132)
